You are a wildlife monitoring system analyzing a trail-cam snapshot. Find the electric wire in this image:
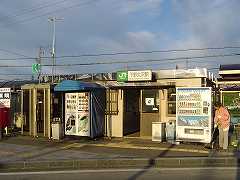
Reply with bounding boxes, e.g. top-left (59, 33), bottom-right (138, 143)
top-left (0, 46), bottom-right (239, 61)
top-left (0, 48), bottom-right (33, 58)
top-left (0, 52), bottom-right (238, 67)
top-left (4, 0), bottom-right (100, 26)
top-left (52, 46), bottom-right (240, 59)
top-left (0, 0), bottom-right (68, 22)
